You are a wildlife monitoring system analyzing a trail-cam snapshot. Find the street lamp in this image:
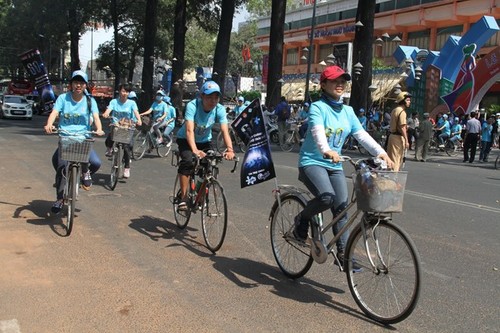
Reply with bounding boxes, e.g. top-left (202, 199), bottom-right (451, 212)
top-left (304, 0), bottom-right (319, 103)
